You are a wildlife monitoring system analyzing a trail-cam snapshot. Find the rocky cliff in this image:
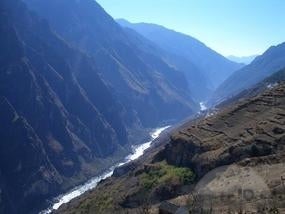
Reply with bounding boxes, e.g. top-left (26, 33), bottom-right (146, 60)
top-left (0, 0), bottom-right (129, 212)
top-left (23, 0), bottom-right (199, 127)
